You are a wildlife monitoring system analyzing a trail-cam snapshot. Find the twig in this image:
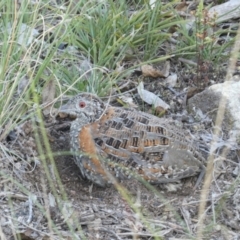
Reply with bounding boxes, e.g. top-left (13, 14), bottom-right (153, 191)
top-left (179, 57), bottom-right (197, 66)
top-left (117, 229), bottom-right (171, 237)
top-left (0, 192), bottom-right (28, 201)
top-left (26, 197), bottom-right (33, 224)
